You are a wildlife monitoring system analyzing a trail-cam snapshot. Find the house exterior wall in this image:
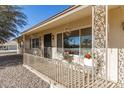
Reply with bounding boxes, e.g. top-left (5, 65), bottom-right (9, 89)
top-left (107, 7), bottom-right (124, 82)
top-left (109, 7), bottom-right (124, 48)
top-left (23, 8), bottom-right (118, 82)
top-left (22, 6), bottom-right (124, 83)
top-left (43, 15), bottom-right (91, 48)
